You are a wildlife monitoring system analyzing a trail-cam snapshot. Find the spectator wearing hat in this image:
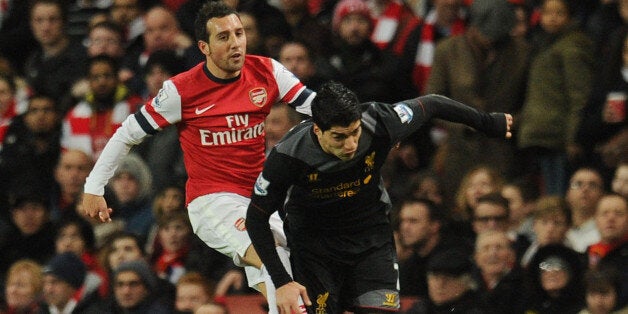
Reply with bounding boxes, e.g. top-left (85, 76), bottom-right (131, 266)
top-left (108, 153), bottom-right (154, 241)
top-left (405, 248), bottom-right (483, 314)
top-left (426, 0), bottom-right (530, 203)
top-left (39, 252), bottom-right (102, 313)
top-left (98, 231), bottom-right (178, 310)
top-left (54, 216), bottom-right (108, 298)
top-left (524, 244), bottom-right (586, 314)
top-left (104, 260), bottom-right (170, 314)
top-left (0, 189), bottom-right (55, 281)
top-left (324, 0), bottom-right (417, 103)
